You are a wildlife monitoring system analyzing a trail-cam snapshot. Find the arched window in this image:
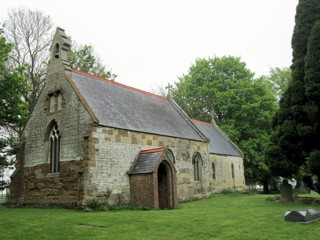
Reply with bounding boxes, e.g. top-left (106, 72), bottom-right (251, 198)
top-left (231, 163), bottom-right (235, 179)
top-left (192, 153), bottom-right (202, 181)
top-left (212, 162), bottom-right (216, 180)
top-left (54, 43), bottom-right (60, 59)
top-left (49, 122), bottom-right (60, 173)
top-left (165, 149), bottom-right (175, 164)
